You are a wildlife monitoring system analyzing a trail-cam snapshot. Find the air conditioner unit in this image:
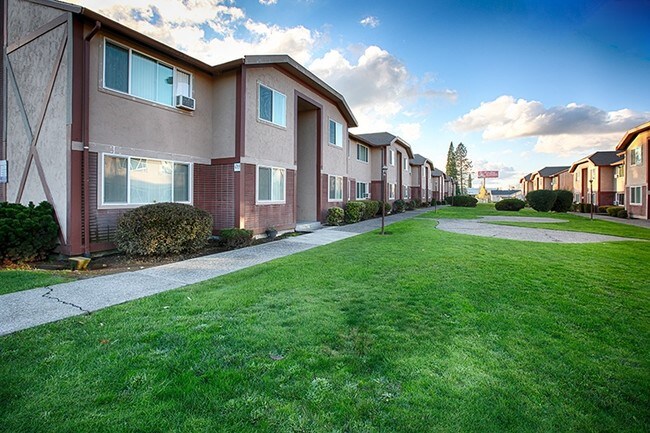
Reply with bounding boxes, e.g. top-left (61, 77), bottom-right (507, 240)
top-left (613, 200), bottom-right (619, 206)
top-left (175, 95), bottom-right (196, 111)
